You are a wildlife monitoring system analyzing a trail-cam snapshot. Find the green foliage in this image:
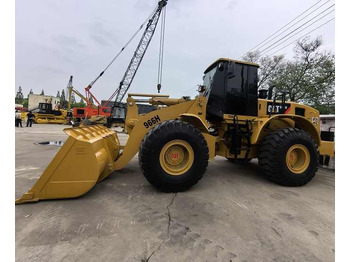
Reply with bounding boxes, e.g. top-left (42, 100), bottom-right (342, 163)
top-left (72, 101), bottom-right (86, 108)
top-left (60, 89), bottom-right (67, 109)
top-left (15, 86), bottom-right (24, 104)
top-left (243, 52), bottom-right (285, 89)
top-left (22, 98), bottom-right (28, 108)
top-left (70, 98), bottom-right (86, 108)
top-left (40, 89), bottom-right (45, 95)
top-left (243, 36), bottom-right (335, 114)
